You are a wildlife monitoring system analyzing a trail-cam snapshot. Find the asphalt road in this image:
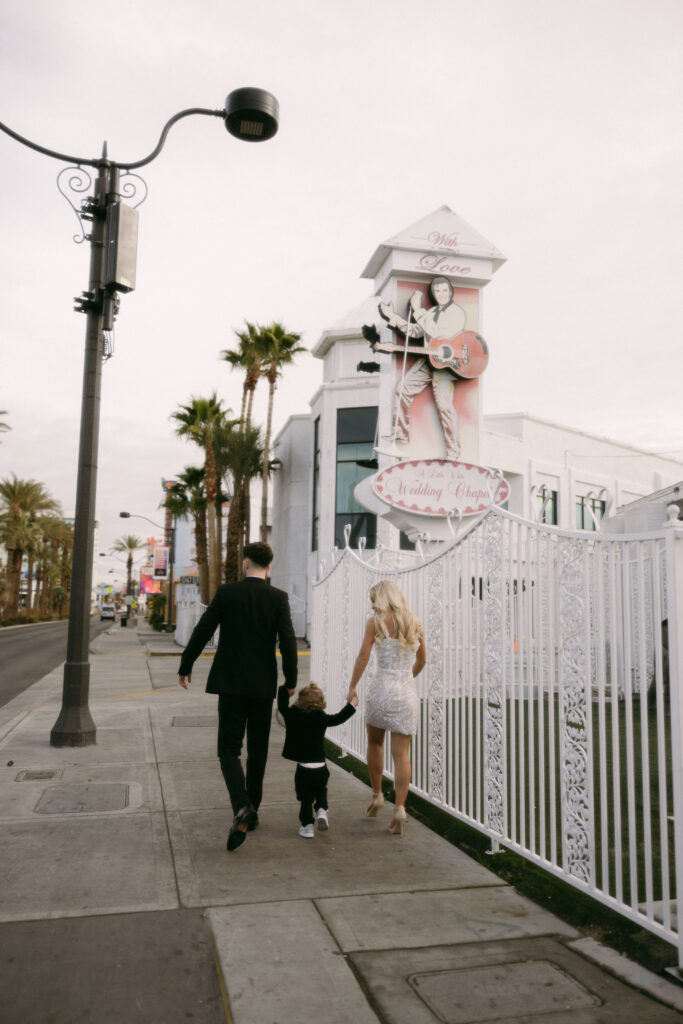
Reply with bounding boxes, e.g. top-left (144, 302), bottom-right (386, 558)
top-left (0, 618), bottom-right (111, 707)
